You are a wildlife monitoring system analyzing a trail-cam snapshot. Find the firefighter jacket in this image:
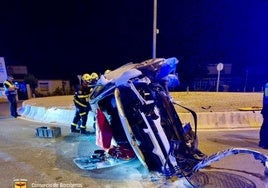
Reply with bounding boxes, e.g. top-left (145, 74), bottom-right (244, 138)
top-left (73, 83), bottom-right (91, 108)
top-left (3, 80), bottom-right (17, 96)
